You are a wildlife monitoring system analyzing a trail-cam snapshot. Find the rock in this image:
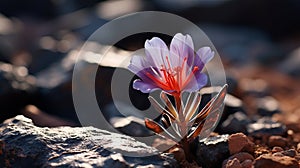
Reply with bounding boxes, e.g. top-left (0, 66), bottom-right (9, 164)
top-left (268, 136), bottom-right (288, 148)
top-left (0, 115), bottom-right (178, 168)
top-left (218, 112), bottom-right (251, 134)
top-left (257, 96), bottom-right (281, 116)
top-left (221, 94), bottom-right (246, 121)
top-left (272, 146), bottom-right (284, 153)
top-left (193, 134), bottom-right (230, 168)
top-left (247, 117), bottom-right (287, 137)
top-left (222, 152), bottom-right (254, 168)
top-left (282, 149), bottom-right (297, 158)
top-left (228, 133), bottom-right (254, 155)
top-left (240, 159), bottom-right (253, 168)
top-left (224, 158), bottom-right (242, 168)
top-left (254, 154), bottom-right (298, 168)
